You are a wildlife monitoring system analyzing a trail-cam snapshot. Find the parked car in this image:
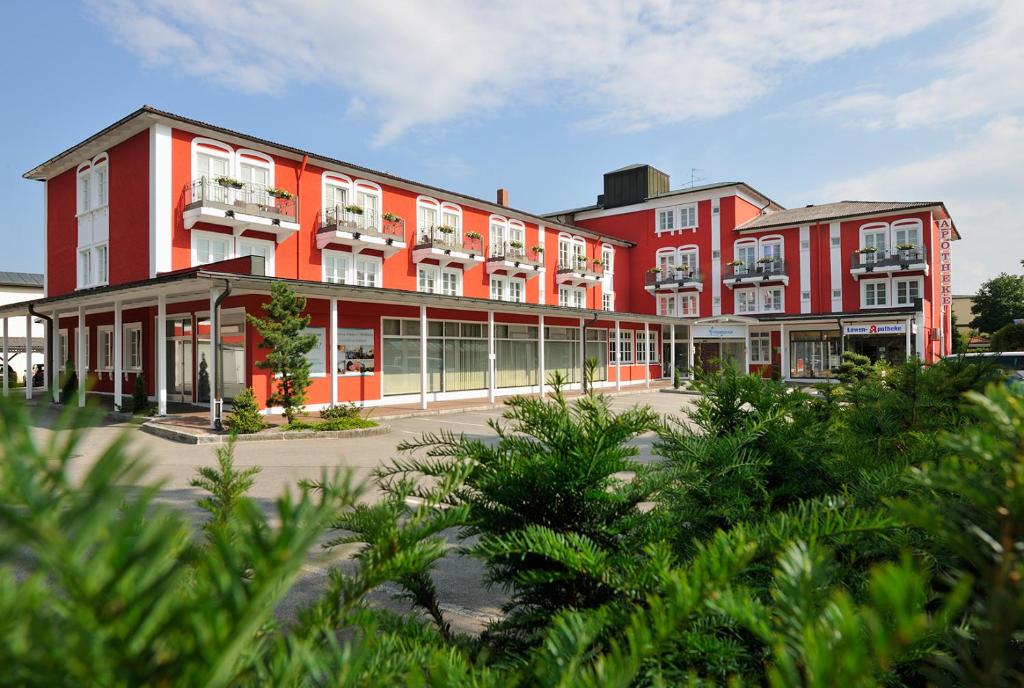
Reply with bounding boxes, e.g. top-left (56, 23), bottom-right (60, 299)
top-left (944, 352), bottom-right (1024, 379)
